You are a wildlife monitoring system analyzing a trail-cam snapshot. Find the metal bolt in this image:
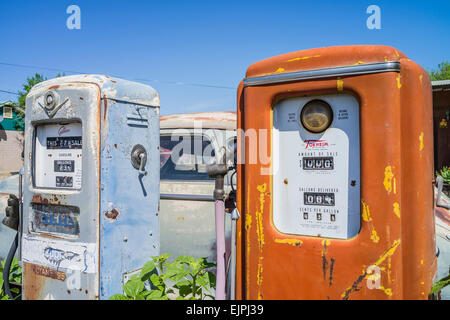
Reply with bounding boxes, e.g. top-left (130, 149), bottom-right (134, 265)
top-left (123, 237), bottom-right (128, 242)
